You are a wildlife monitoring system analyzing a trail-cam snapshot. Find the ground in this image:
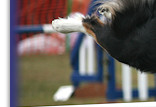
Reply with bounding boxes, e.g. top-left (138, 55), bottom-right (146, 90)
top-left (18, 52), bottom-right (155, 106)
